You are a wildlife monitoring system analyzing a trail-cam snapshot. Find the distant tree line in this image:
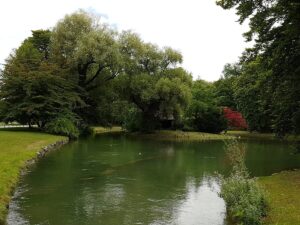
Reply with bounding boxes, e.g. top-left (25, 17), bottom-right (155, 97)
top-left (2, 0), bottom-right (298, 138)
top-left (0, 11), bottom-right (226, 137)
